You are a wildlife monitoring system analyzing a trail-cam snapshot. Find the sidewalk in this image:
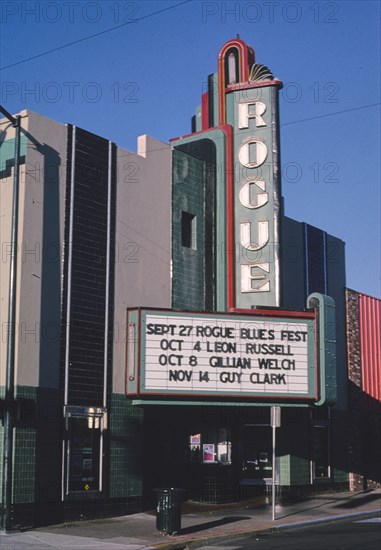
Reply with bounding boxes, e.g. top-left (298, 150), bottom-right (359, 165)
top-left (1, 489), bottom-right (380, 550)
